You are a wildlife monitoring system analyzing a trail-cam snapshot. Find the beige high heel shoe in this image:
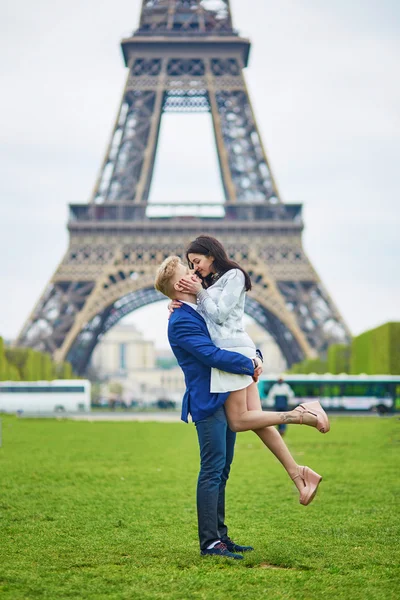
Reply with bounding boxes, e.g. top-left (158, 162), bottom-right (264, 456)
top-left (292, 466), bottom-right (322, 506)
top-left (293, 400), bottom-right (330, 433)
